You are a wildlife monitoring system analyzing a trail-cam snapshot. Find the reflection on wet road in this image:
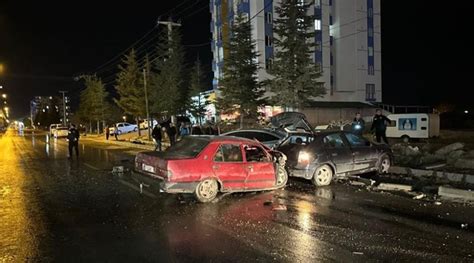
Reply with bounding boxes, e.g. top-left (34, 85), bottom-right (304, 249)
top-left (1, 130), bottom-right (473, 262)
